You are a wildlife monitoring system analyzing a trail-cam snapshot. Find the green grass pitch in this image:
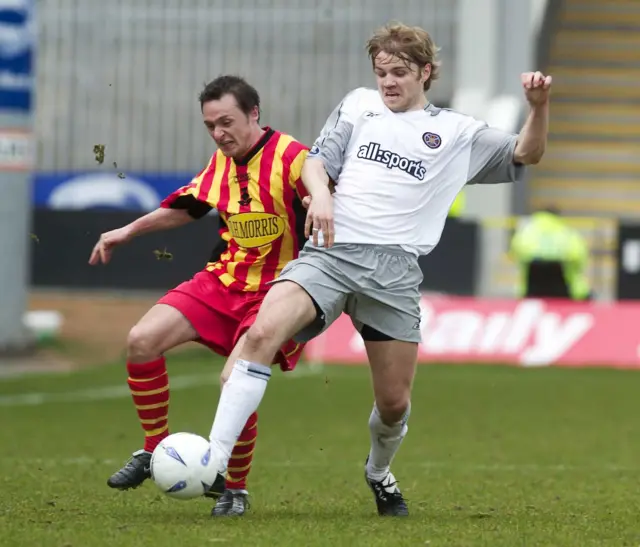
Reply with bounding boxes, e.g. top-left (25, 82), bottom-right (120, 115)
top-left (1, 350), bottom-right (640, 546)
